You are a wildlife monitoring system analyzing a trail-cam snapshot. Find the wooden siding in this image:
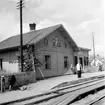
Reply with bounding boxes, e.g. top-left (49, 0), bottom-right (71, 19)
top-left (0, 29), bottom-right (90, 79)
top-left (35, 30), bottom-right (74, 78)
top-left (0, 30), bottom-right (74, 78)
